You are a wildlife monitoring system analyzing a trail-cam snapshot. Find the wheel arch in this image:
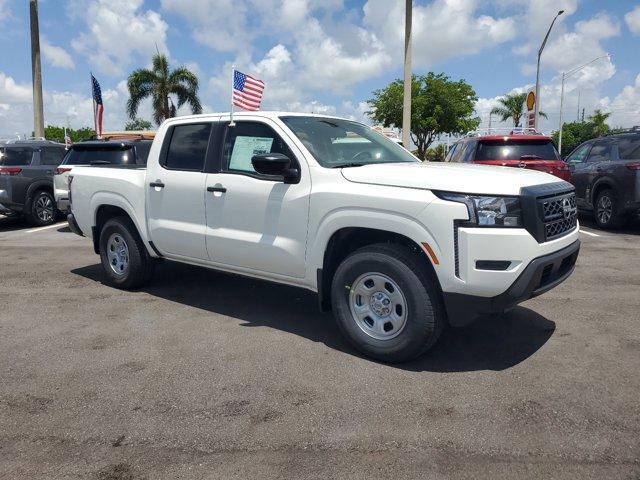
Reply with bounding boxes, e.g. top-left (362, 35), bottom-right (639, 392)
top-left (317, 226), bottom-right (442, 312)
top-left (25, 180), bottom-right (54, 206)
top-left (92, 203), bottom-right (153, 256)
top-left (590, 178), bottom-right (617, 206)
